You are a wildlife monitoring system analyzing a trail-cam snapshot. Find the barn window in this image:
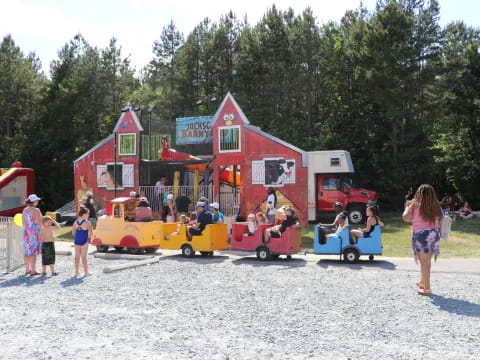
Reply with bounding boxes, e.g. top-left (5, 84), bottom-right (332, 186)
top-left (119, 133), bottom-right (136, 155)
top-left (330, 157), bottom-right (341, 166)
top-left (218, 126), bottom-right (241, 152)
